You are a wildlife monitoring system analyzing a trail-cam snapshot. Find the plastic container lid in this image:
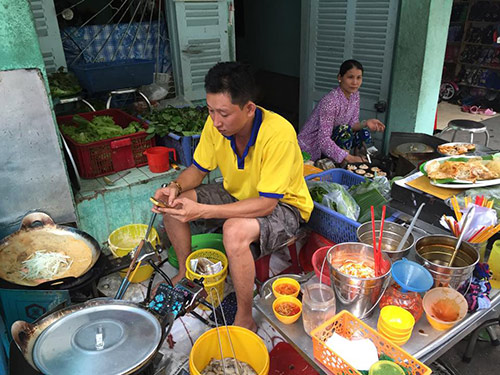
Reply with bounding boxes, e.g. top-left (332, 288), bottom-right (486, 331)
top-left (369, 360), bottom-right (405, 375)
